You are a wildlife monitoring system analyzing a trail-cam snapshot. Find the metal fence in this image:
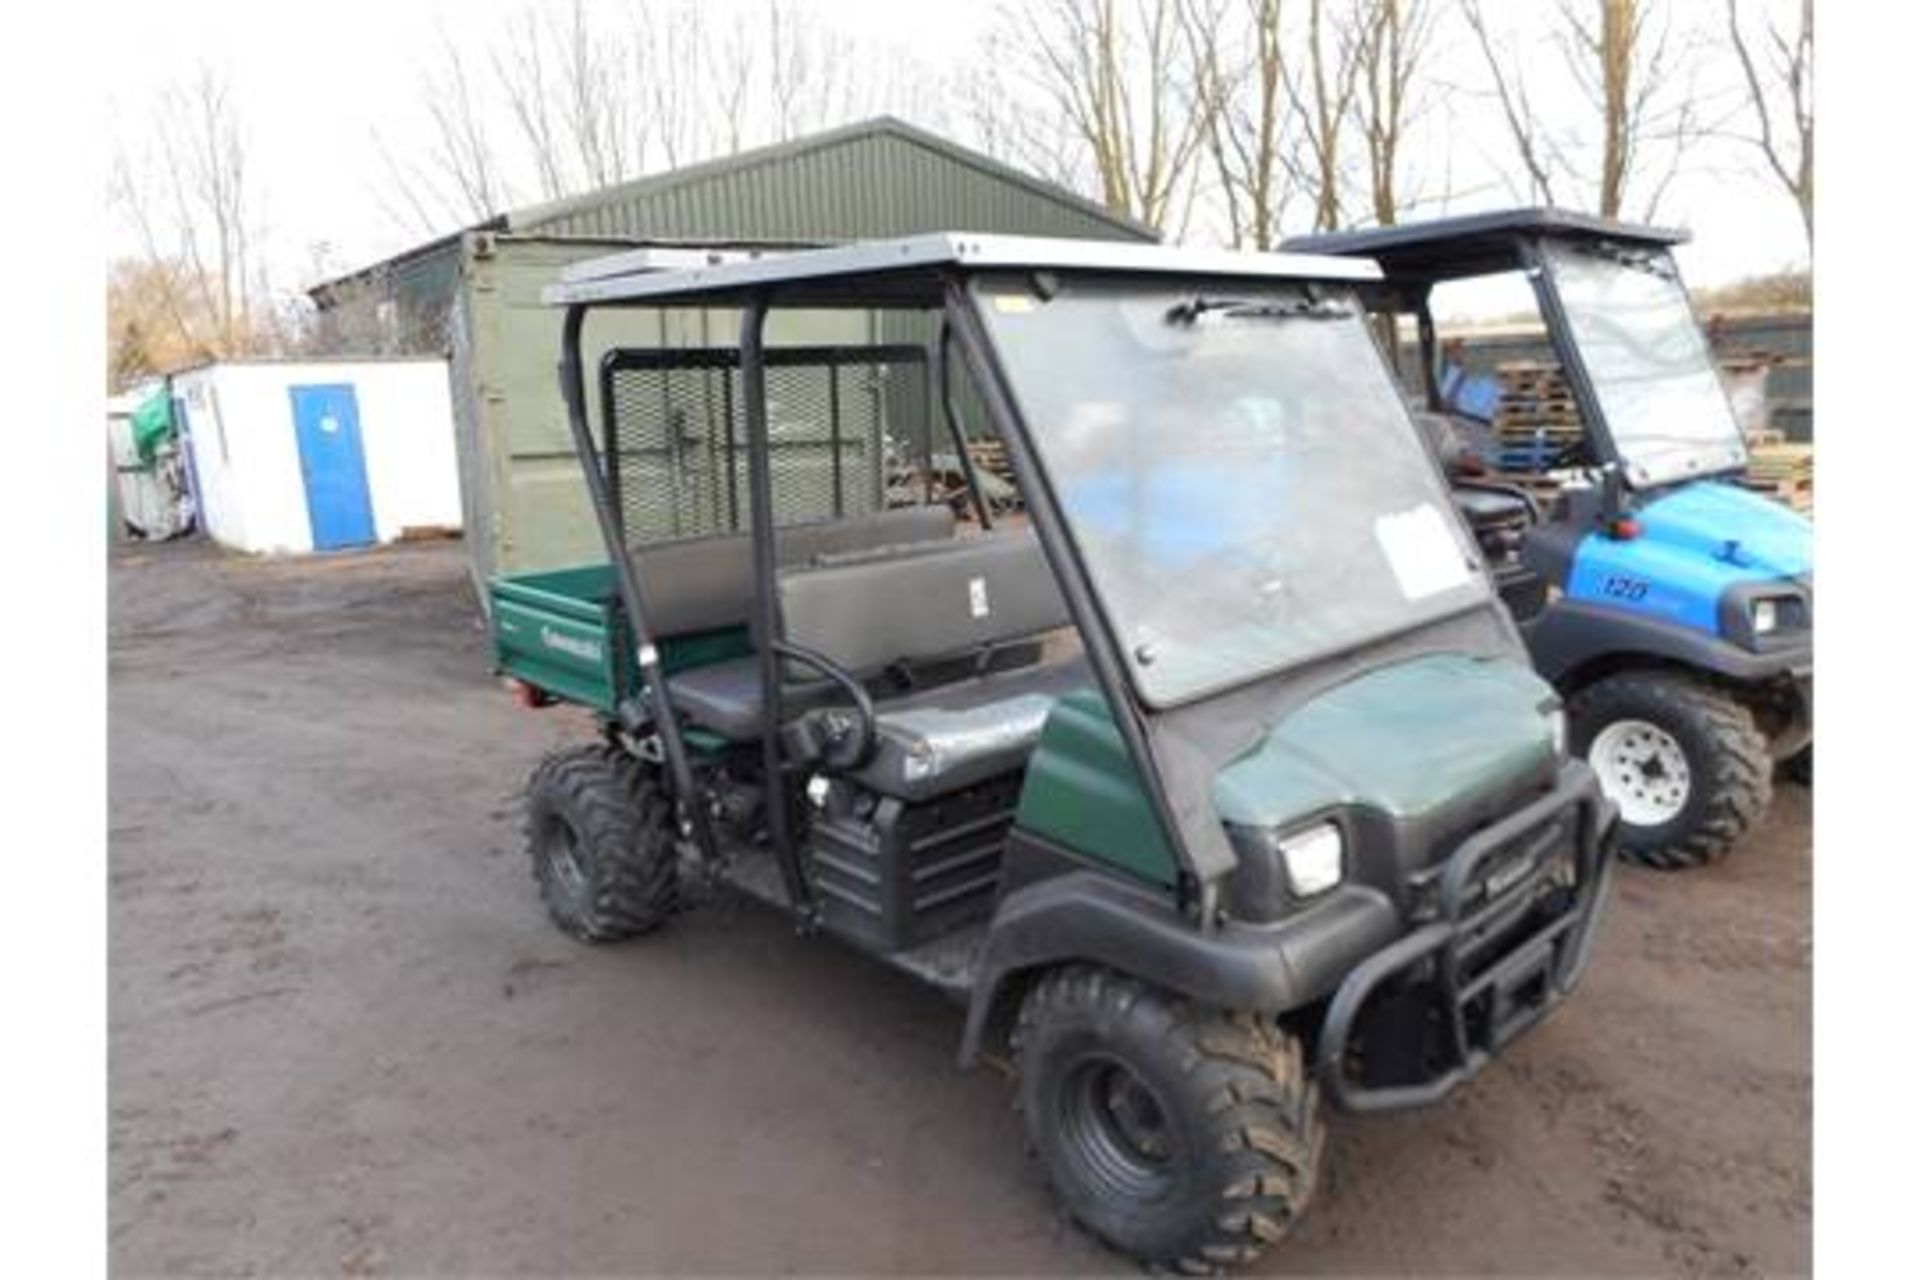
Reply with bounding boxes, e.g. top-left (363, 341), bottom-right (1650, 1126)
top-left (598, 344), bottom-right (933, 548)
